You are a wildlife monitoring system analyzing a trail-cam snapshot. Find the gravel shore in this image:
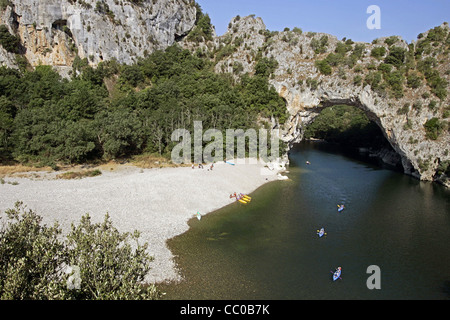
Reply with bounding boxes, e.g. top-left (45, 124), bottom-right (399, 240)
top-left (0, 160), bottom-right (283, 284)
